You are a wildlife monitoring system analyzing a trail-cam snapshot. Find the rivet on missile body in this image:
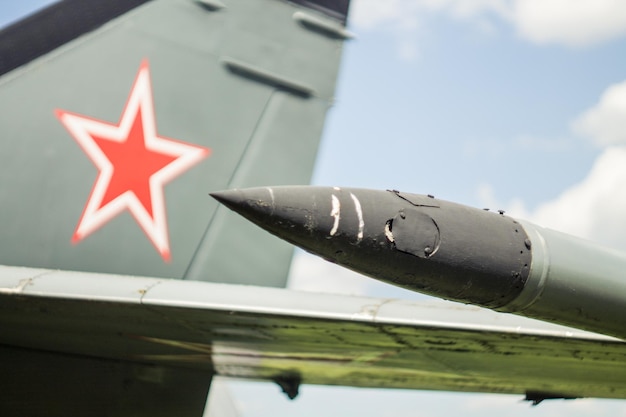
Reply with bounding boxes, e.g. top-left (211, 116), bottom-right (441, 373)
top-left (524, 239), bottom-right (532, 250)
top-left (498, 210), bottom-right (505, 215)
